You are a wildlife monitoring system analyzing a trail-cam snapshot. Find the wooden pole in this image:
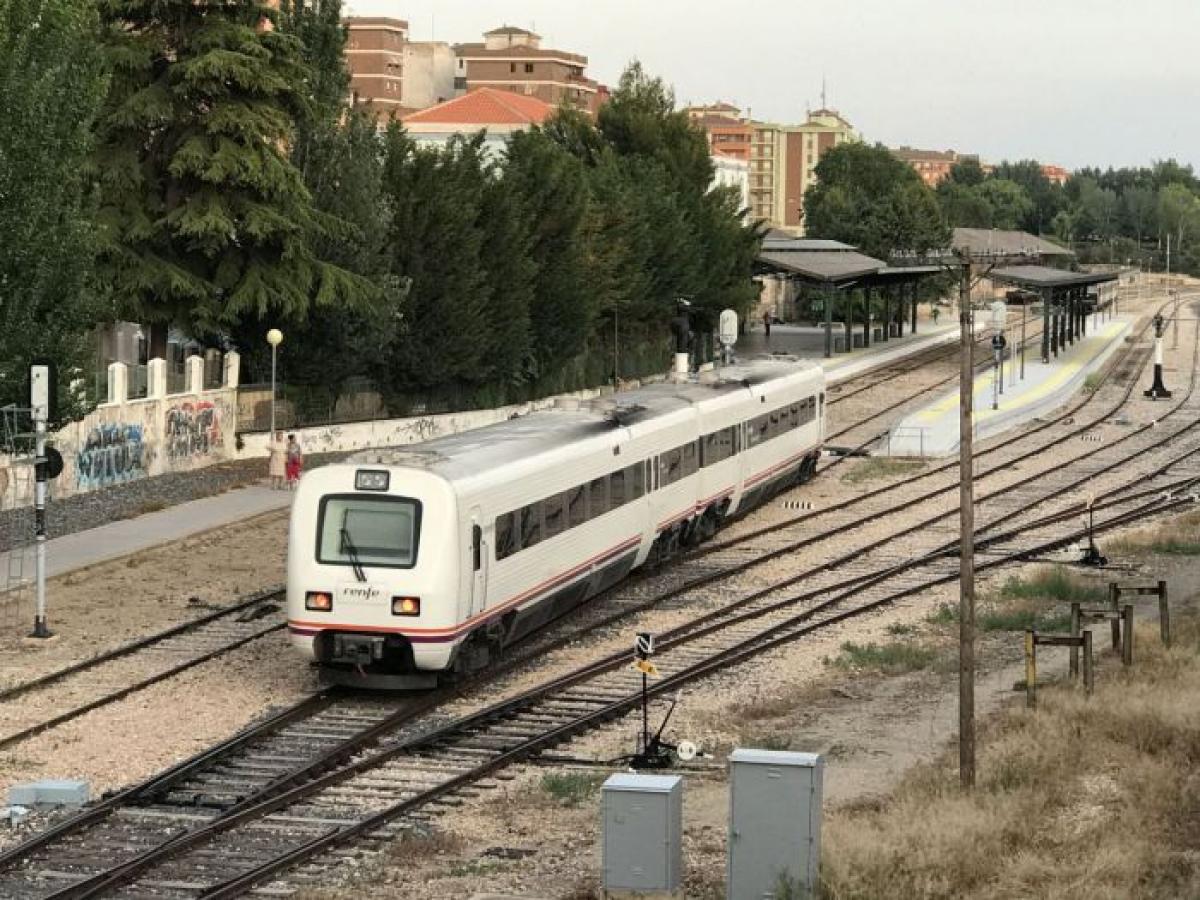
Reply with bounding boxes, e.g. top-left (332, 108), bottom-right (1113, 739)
top-left (1109, 583), bottom-right (1121, 649)
top-left (959, 261), bottom-right (976, 786)
top-left (1122, 604), bottom-right (1134, 666)
top-left (1069, 602), bottom-right (1081, 679)
top-left (1024, 629), bottom-right (1036, 709)
top-left (1083, 631), bottom-right (1094, 696)
top-left (1159, 580), bottom-right (1170, 647)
